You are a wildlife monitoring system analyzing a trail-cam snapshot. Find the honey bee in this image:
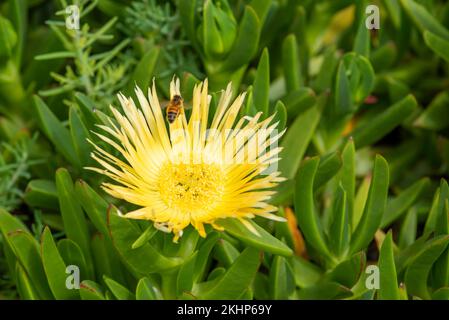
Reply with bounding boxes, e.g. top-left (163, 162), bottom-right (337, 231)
top-left (165, 94), bottom-right (184, 124)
